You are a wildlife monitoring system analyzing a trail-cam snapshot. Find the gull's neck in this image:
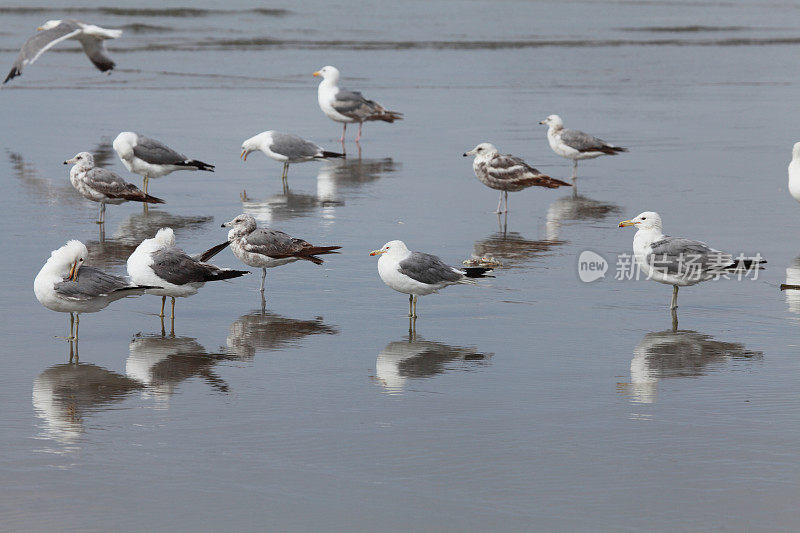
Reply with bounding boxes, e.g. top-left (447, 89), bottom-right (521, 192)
top-left (633, 226), bottom-right (664, 247)
top-left (547, 123), bottom-right (563, 135)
